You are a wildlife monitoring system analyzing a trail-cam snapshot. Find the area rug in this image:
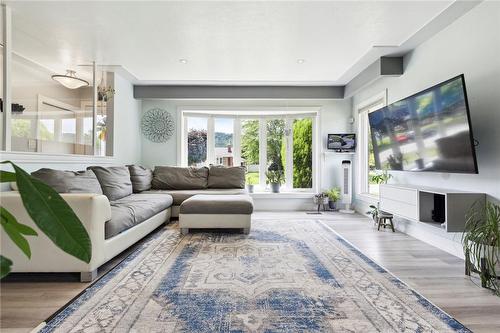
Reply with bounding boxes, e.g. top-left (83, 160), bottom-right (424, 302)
top-left (40, 219), bottom-right (470, 332)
